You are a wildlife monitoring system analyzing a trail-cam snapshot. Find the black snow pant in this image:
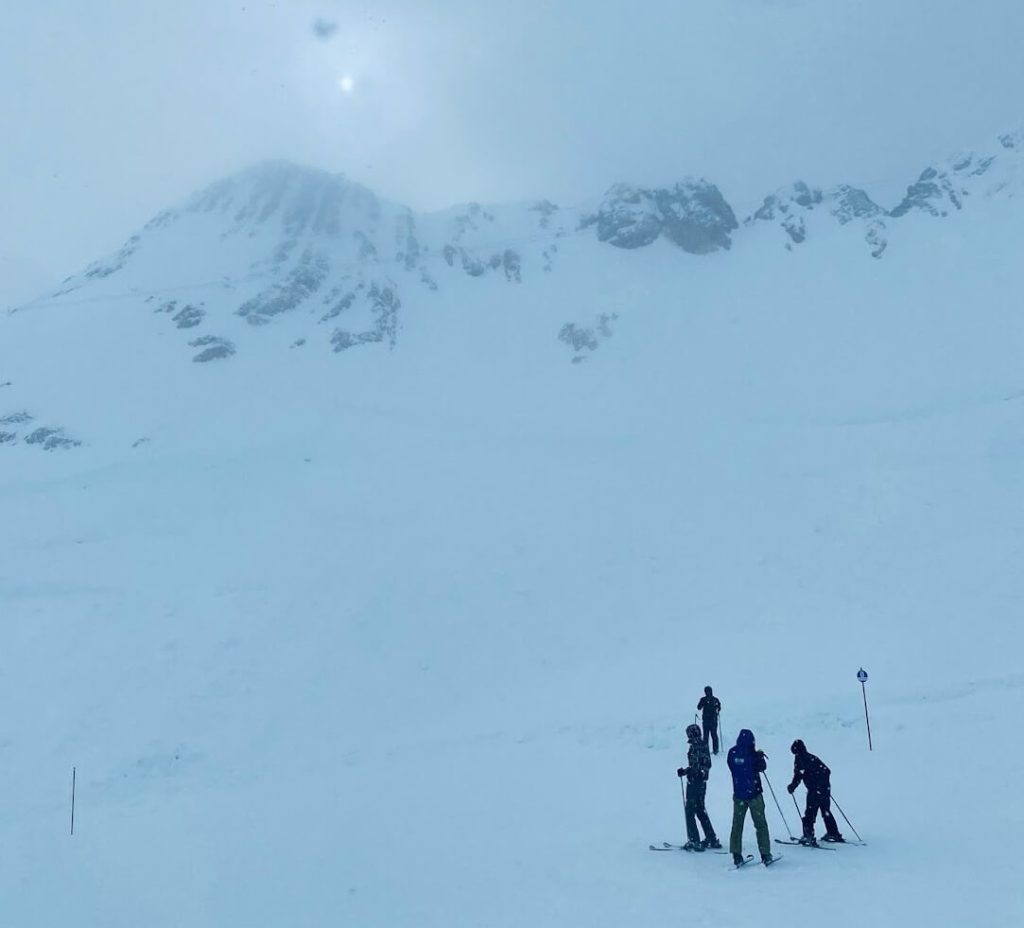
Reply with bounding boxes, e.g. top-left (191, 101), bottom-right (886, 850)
top-left (685, 780), bottom-right (717, 844)
top-left (702, 718), bottom-right (719, 755)
top-left (803, 790), bottom-right (841, 839)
